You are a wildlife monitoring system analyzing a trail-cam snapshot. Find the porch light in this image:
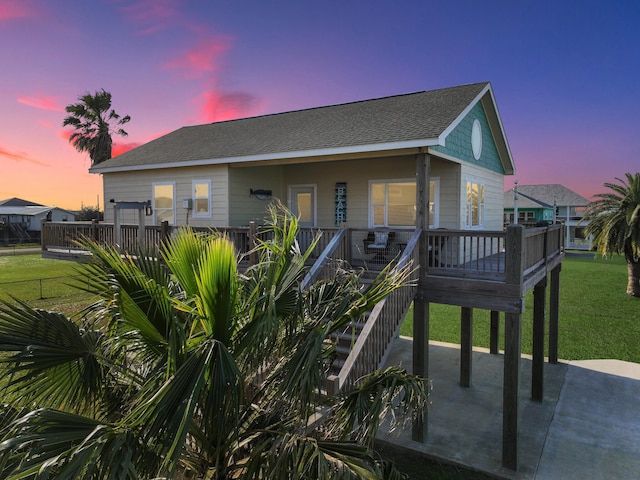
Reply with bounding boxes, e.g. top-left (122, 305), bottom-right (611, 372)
top-left (250, 189), bottom-right (272, 200)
